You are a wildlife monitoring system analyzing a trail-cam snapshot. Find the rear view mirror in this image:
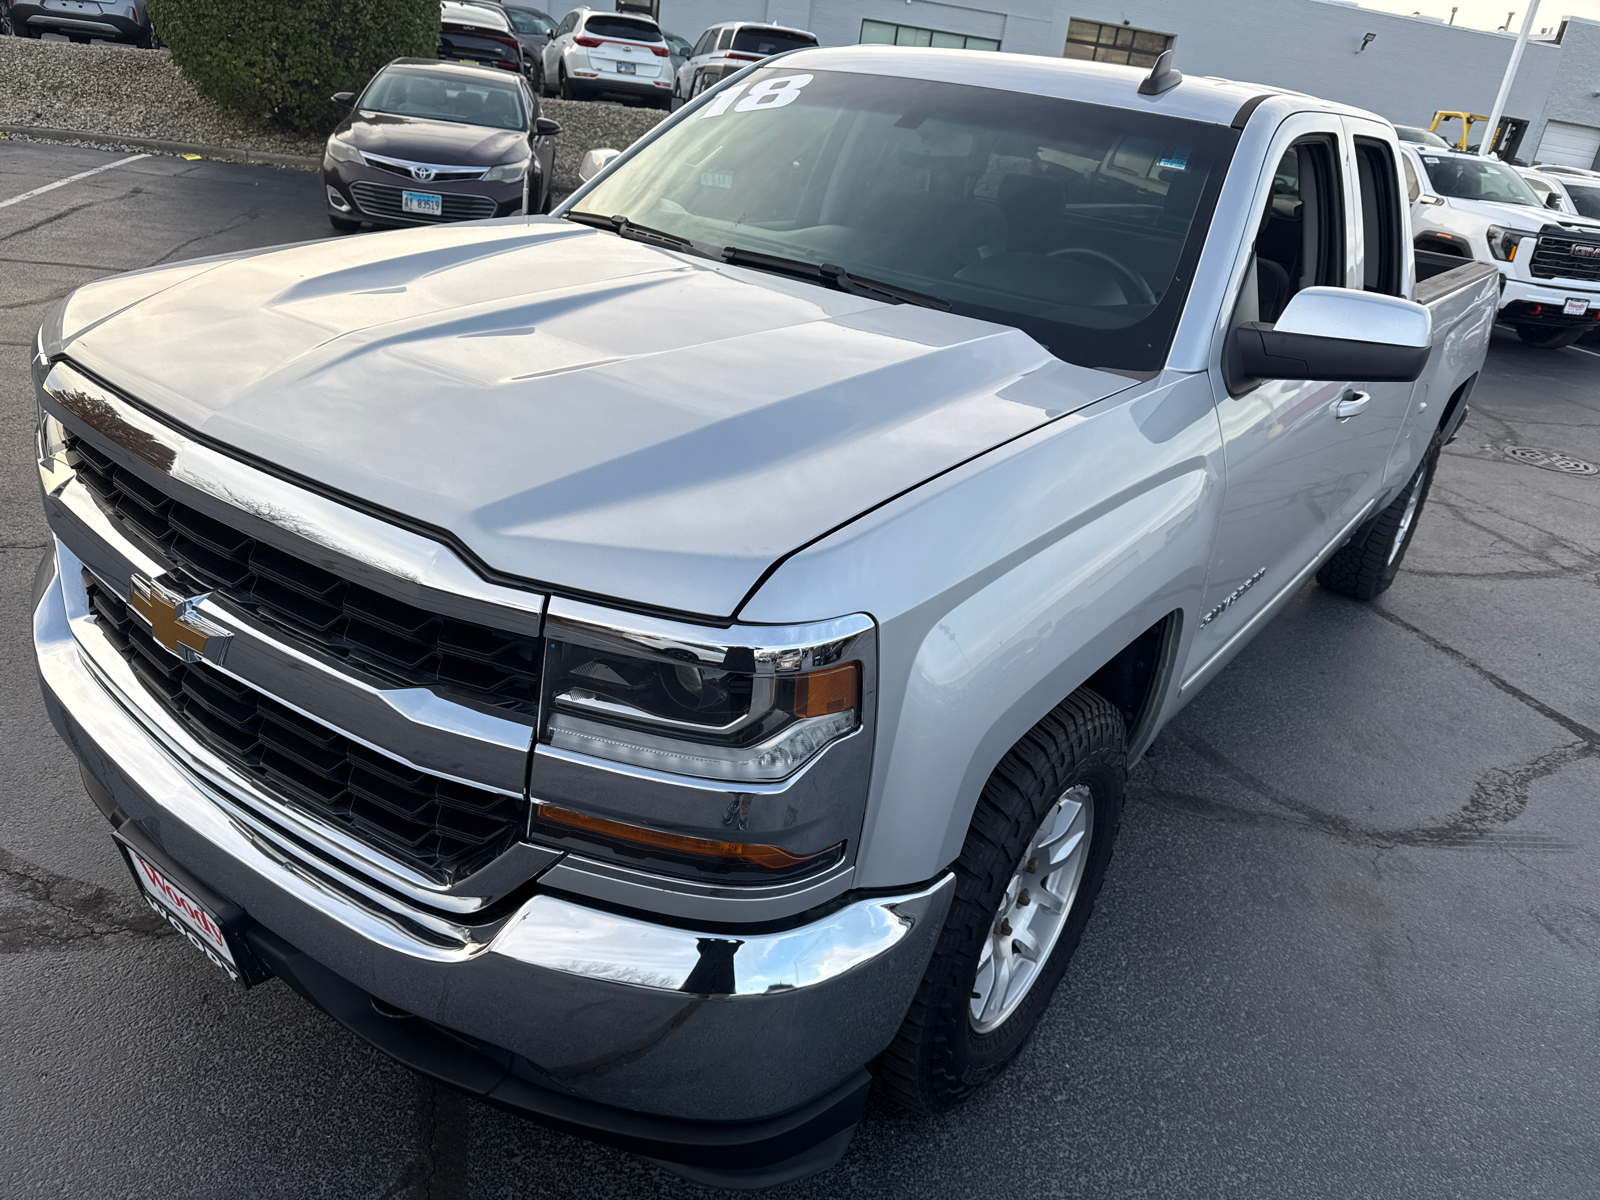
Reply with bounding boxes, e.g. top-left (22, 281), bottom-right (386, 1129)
top-left (1233, 287), bottom-right (1432, 383)
top-left (577, 148), bottom-right (621, 183)
top-left (330, 92), bottom-right (355, 109)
